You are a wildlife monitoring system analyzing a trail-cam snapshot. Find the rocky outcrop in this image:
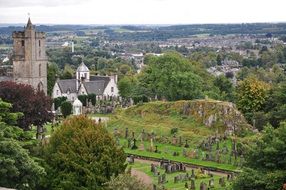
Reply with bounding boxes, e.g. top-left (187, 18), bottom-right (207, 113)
top-left (125, 99), bottom-right (251, 133)
top-left (178, 100), bottom-right (251, 132)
